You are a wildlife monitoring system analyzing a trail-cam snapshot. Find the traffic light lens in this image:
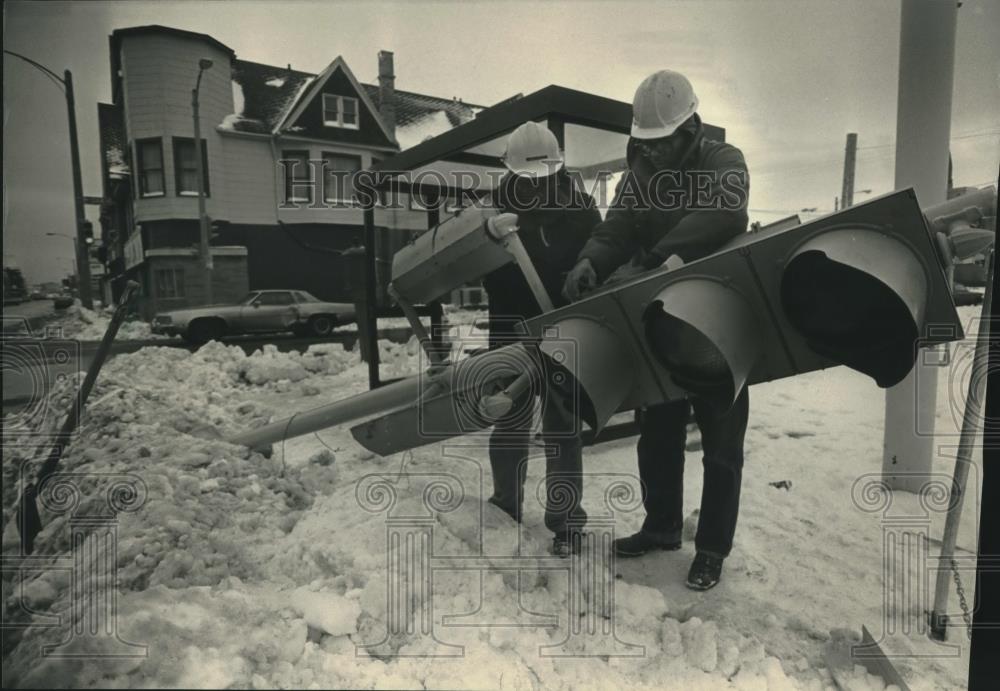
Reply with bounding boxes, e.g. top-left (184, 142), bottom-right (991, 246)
top-left (781, 250), bottom-right (919, 387)
top-left (645, 310), bottom-right (734, 398)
